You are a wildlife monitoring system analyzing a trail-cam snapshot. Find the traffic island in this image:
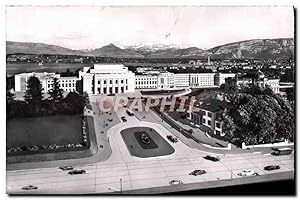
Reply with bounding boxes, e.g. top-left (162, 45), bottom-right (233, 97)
top-left (121, 127), bottom-right (175, 158)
